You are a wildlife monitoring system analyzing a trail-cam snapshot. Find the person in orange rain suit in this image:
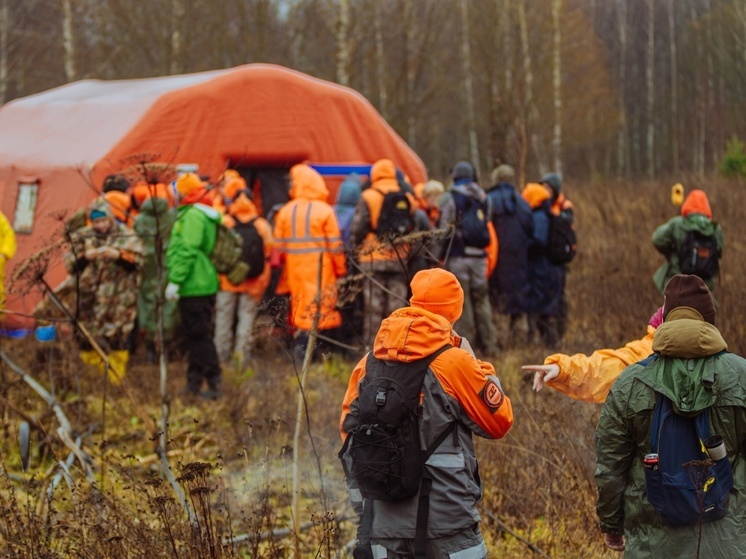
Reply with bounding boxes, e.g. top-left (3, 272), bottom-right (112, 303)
top-left (340, 268), bottom-right (513, 558)
top-left (131, 181), bottom-right (175, 211)
top-left (213, 176), bottom-right (274, 368)
top-left (350, 158), bottom-right (419, 347)
top-left (521, 307), bottom-right (661, 403)
top-left (102, 173), bottom-right (135, 227)
top-left (273, 164), bottom-right (347, 361)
